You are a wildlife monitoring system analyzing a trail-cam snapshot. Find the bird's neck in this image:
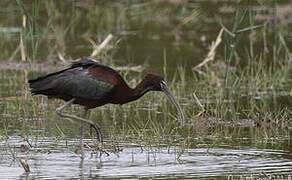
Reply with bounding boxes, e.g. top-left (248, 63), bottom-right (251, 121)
top-left (119, 79), bottom-right (151, 104)
top-left (132, 80), bottom-right (152, 99)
